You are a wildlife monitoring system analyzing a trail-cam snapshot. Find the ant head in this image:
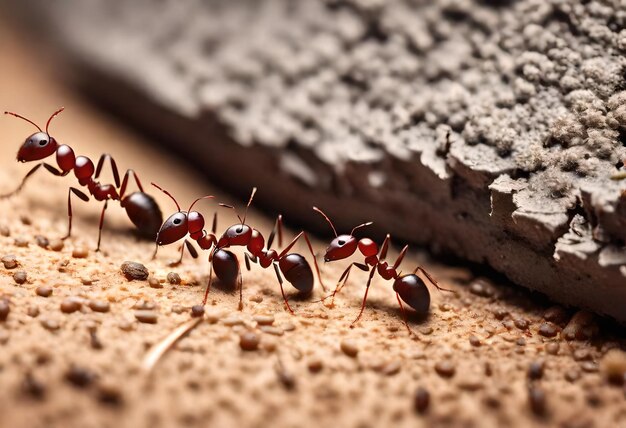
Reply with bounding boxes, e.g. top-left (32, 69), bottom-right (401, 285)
top-left (313, 206), bottom-right (373, 263)
top-left (6, 109), bottom-right (64, 163)
top-left (324, 234), bottom-right (358, 262)
top-left (223, 223), bottom-right (252, 246)
top-left (157, 211), bottom-right (189, 245)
